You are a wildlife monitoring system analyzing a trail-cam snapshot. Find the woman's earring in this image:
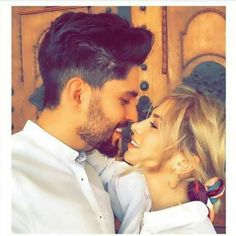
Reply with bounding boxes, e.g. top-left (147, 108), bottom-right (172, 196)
top-left (168, 168), bottom-right (181, 189)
